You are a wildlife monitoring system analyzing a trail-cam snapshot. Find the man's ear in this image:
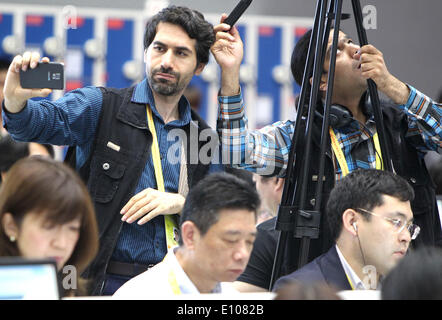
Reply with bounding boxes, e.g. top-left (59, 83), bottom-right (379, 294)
top-left (1, 213), bottom-right (19, 239)
top-left (342, 208), bottom-right (358, 237)
top-left (274, 177), bottom-right (285, 192)
top-left (180, 221), bottom-right (200, 249)
top-left (194, 62), bottom-right (205, 76)
top-left (309, 75), bottom-right (328, 92)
